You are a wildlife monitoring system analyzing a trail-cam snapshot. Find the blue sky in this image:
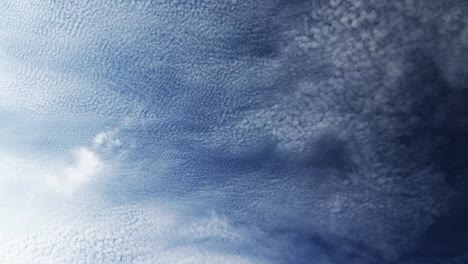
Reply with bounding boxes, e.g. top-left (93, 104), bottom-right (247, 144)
top-left (0, 0), bottom-right (467, 263)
